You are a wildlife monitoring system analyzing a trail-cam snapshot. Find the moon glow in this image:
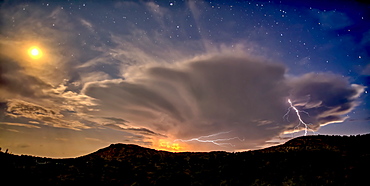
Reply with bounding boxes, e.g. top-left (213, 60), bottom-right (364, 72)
top-left (28, 46), bottom-right (42, 59)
